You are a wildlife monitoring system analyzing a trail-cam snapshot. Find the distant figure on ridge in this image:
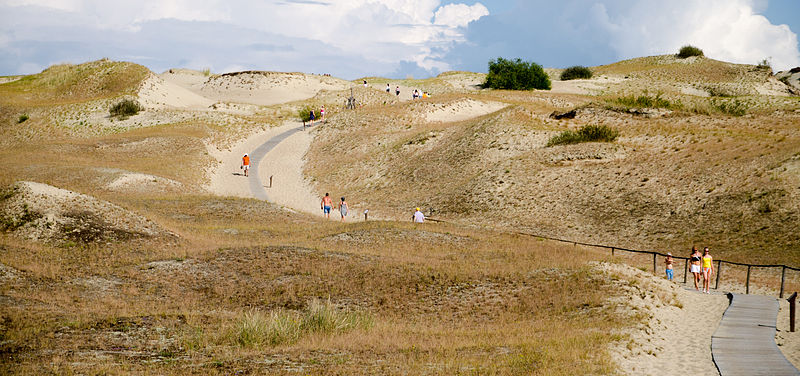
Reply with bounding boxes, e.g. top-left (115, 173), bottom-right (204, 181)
top-left (363, 80), bottom-right (367, 87)
top-left (321, 193), bottom-right (332, 219)
top-left (241, 153), bottom-right (250, 177)
top-left (690, 246), bottom-right (702, 290)
top-left (413, 207), bottom-right (424, 223)
top-left (702, 247), bottom-right (714, 293)
top-left (665, 252), bottom-right (674, 281)
top-left (386, 84), bottom-right (391, 93)
top-left (395, 86), bottom-right (400, 96)
top-left (338, 197), bottom-right (348, 222)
